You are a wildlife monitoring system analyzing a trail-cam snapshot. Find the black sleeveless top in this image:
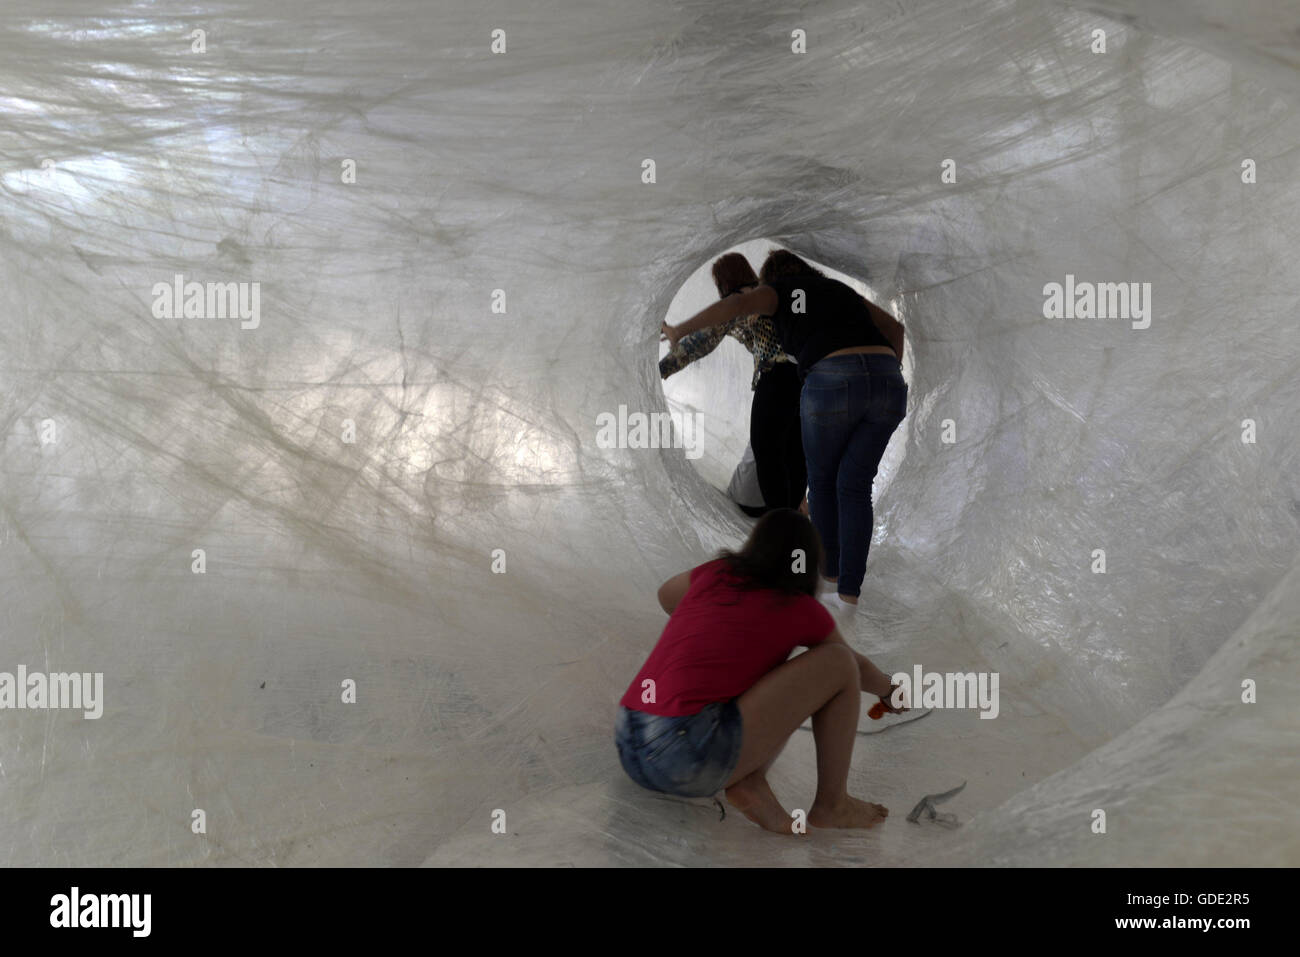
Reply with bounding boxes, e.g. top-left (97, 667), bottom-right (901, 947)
top-left (761, 273), bottom-right (894, 377)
